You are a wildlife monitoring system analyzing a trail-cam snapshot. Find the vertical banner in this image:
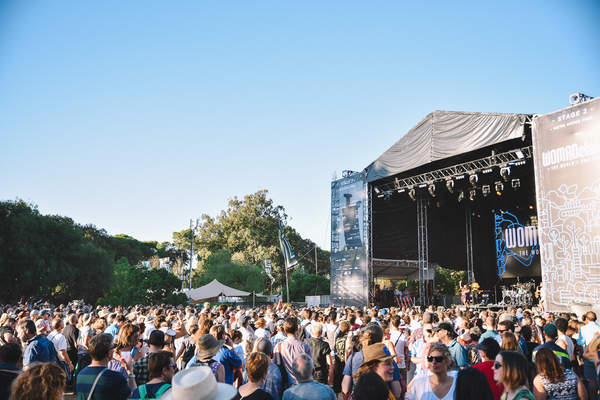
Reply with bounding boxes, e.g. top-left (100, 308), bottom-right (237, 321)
top-left (264, 259), bottom-right (275, 283)
top-left (532, 98), bottom-right (600, 311)
top-left (330, 171), bottom-right (368, 307)
top-left (278, 220), bottom-right (298, 271)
